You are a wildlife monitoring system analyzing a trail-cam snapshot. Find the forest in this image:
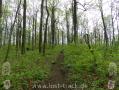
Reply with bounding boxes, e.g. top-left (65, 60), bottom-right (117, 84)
top-left (0, 0), bottom-right (119, 90)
